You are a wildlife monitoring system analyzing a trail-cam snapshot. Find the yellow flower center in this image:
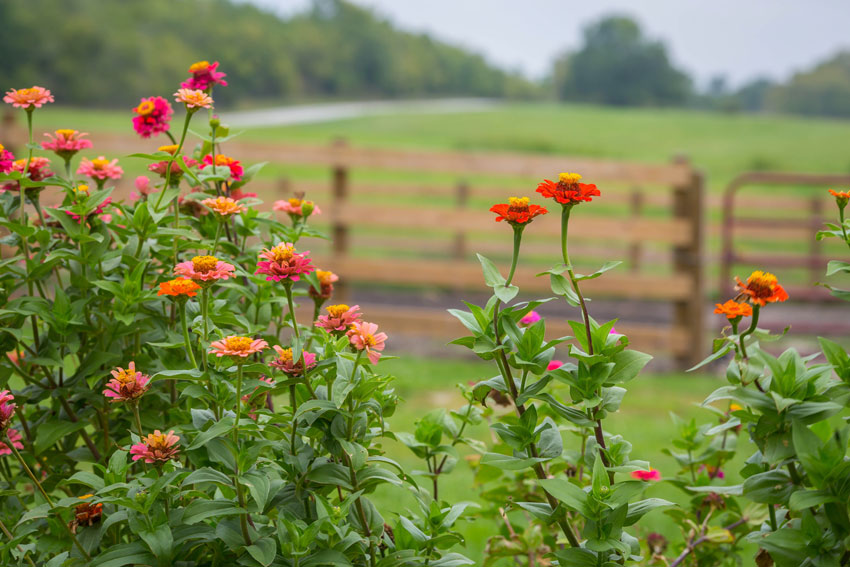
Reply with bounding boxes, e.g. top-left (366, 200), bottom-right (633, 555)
top-left (56, 129), bottom-right (77, 138)
top-left (146, 432), bottom-right (170, 449)
top-left (276, 348), bottom-right (294, 363)
top-left (158, 144), bottom-right (179, 155)
top-left (135, 100), bottom-right (155, 115)
top-left (91, 158), bottom-right (109, 170)
top-left (0, 143), bottom-right (4, 152)
top-left (288, 198), bottom-right (303, 207)
top-left (224, 336), bottom-right (253, 352)
top-left (326, 304), bottom-right (350, 318)
top-left (747, 270), bottom-right (778, 292)
top-left (74, 184), bottom-right (90, 194)
top-left (189, 60), bottom-right (211, 73)
top-left (112, 368), bottom-right (136, 385)
top-left (213, 155), bottom-right (233, 166)
top-left (317, 270), bottom-right (334, 284)
top-left (192, 255), bottom-right (219, 273)
top-left (270, 244), bottom-right (295, 263)
top-left (362, 334), bottom-right (377, 347)
top-left (559, 172), bottom-right (582, 184)
top-left (729, 403), bottom-right (743, 412)
top-left (17, 88), bottom-right (36, 97)
top-left (508, 197), bottom-right (529, 207)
